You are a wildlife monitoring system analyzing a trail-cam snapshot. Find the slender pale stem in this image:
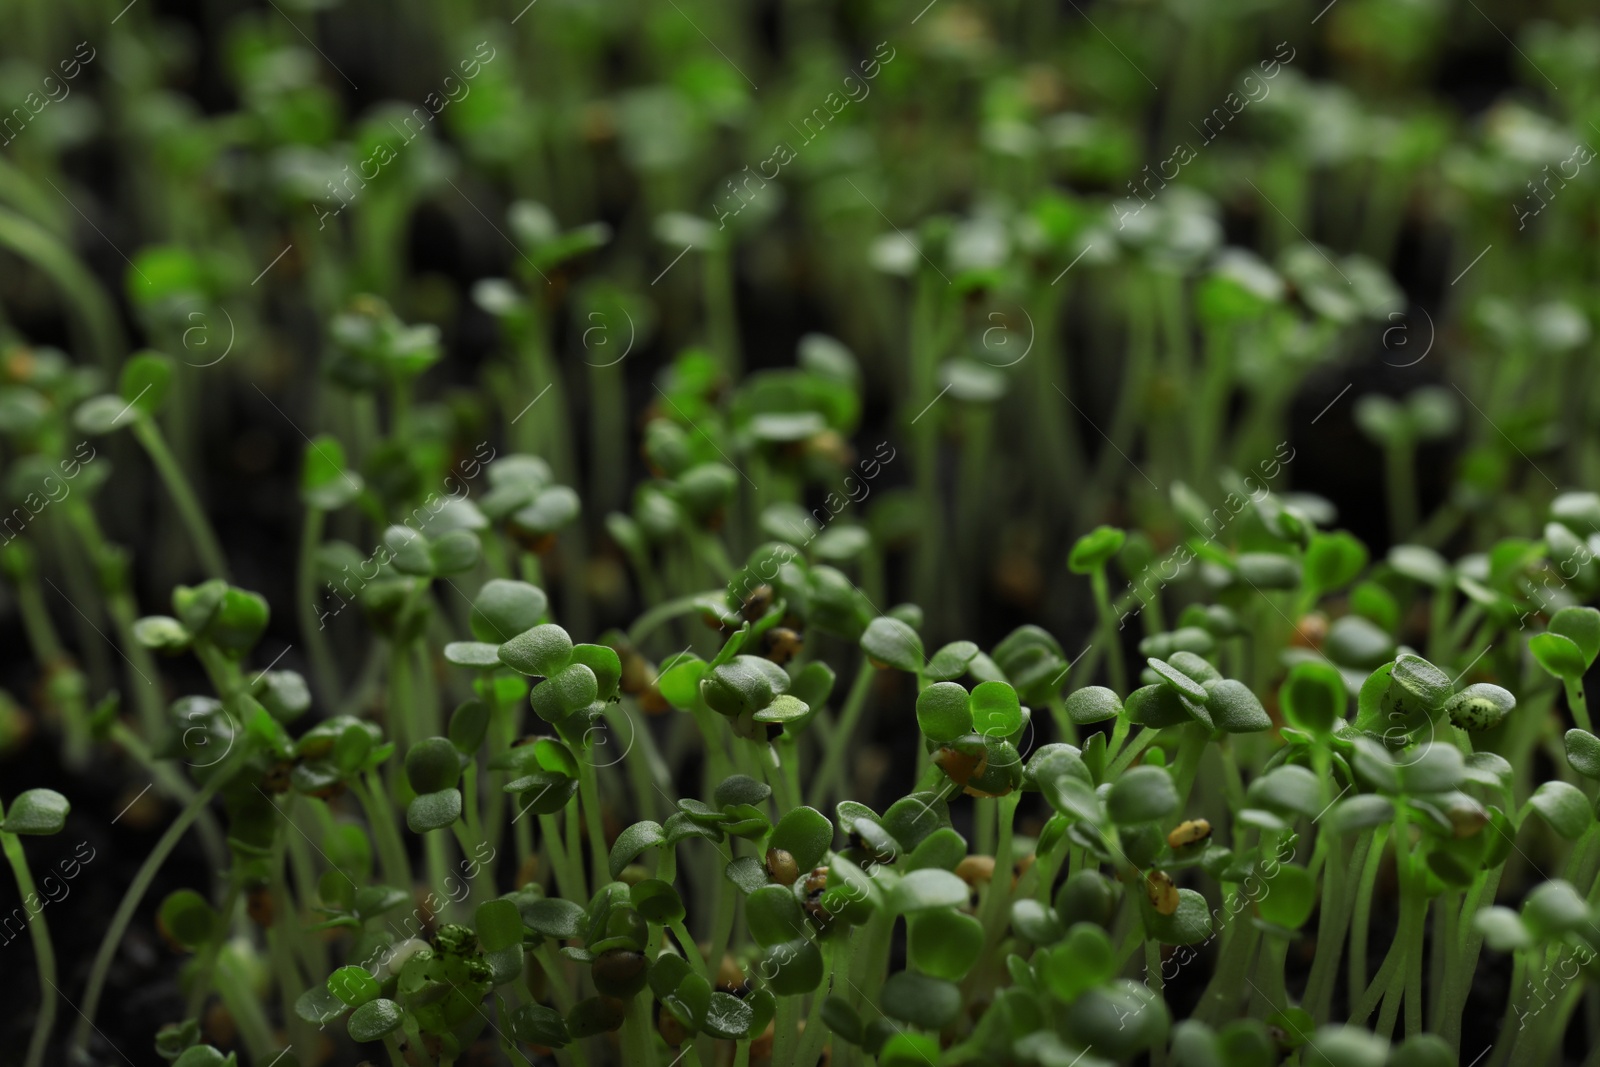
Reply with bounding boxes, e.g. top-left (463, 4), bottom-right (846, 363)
top-left (1, 820), bottom-right (57, 1067)
top-left (450, 819), bottom-right (488, 907)
top-left (185, 874), bottom-right (242, 1018)
top-left (1441, 865), bottom-right (1503, 1054)
top-left (532, 943), bottom-right (577, 1014)
top-left (621, 989), bottom-right (655, 1066)
top-left (1090, 567), bottom-right (1128, 695)
top-left (1107, 726), bottom-right (1159, 779)
top-left (609, 701), bottom-right (667, 824)
top-left (809, 661), bottom-right (875, 806)
top-left (214, 948), bottom-right (278, 1061)
top-left (626, 595), bottom-right (711, 648)
top-left (1304, 830), bottom-right (1369, 1022)
top-left (539, 813), bottom-right (583, 902)
top-left (72, 755), bottom-right (241, 1058)
top-left (791, 940), bottom-right (838, 1067)
top-left (1348, 824), bottom-right (1389, 1008)
top-left (576, 760), bottom-right (610, 890)
top-left (773, 994), bottom-right (801, 1067)
top-left (1383, 437), bottom-right (1418, 544)
top-left (355, 772), bottom-right (412, 889)
top-left (1567, 676), bottom-right (1593, 733)
top-left (131, 418), bottom-right (230, 579)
